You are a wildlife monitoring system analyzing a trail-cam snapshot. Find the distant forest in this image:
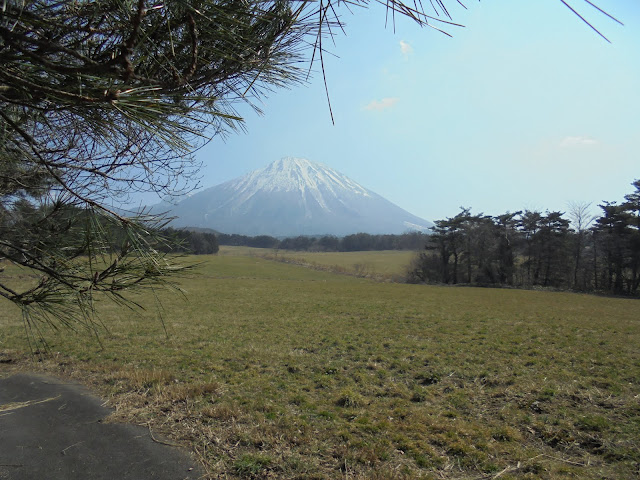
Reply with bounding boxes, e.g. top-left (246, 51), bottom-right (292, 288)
top-left (215, 231), bottom-right (429, 252)
top-left (408, 180), bottom-right (640, 297)
top-left (159, 229), bottom-right (429, 254)
top-left (160, 227), bottom-right (220, 255)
